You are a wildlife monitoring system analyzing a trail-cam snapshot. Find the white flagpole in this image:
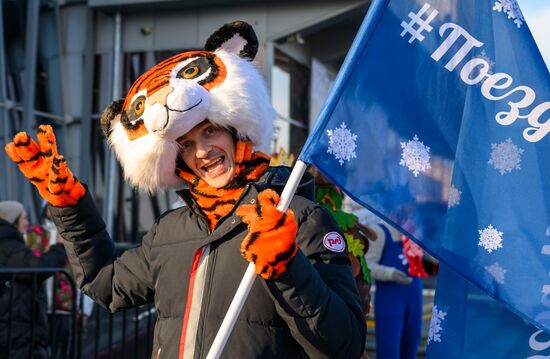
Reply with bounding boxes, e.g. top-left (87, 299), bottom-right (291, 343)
top-left (206, 160), bottom-right (308, 359)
